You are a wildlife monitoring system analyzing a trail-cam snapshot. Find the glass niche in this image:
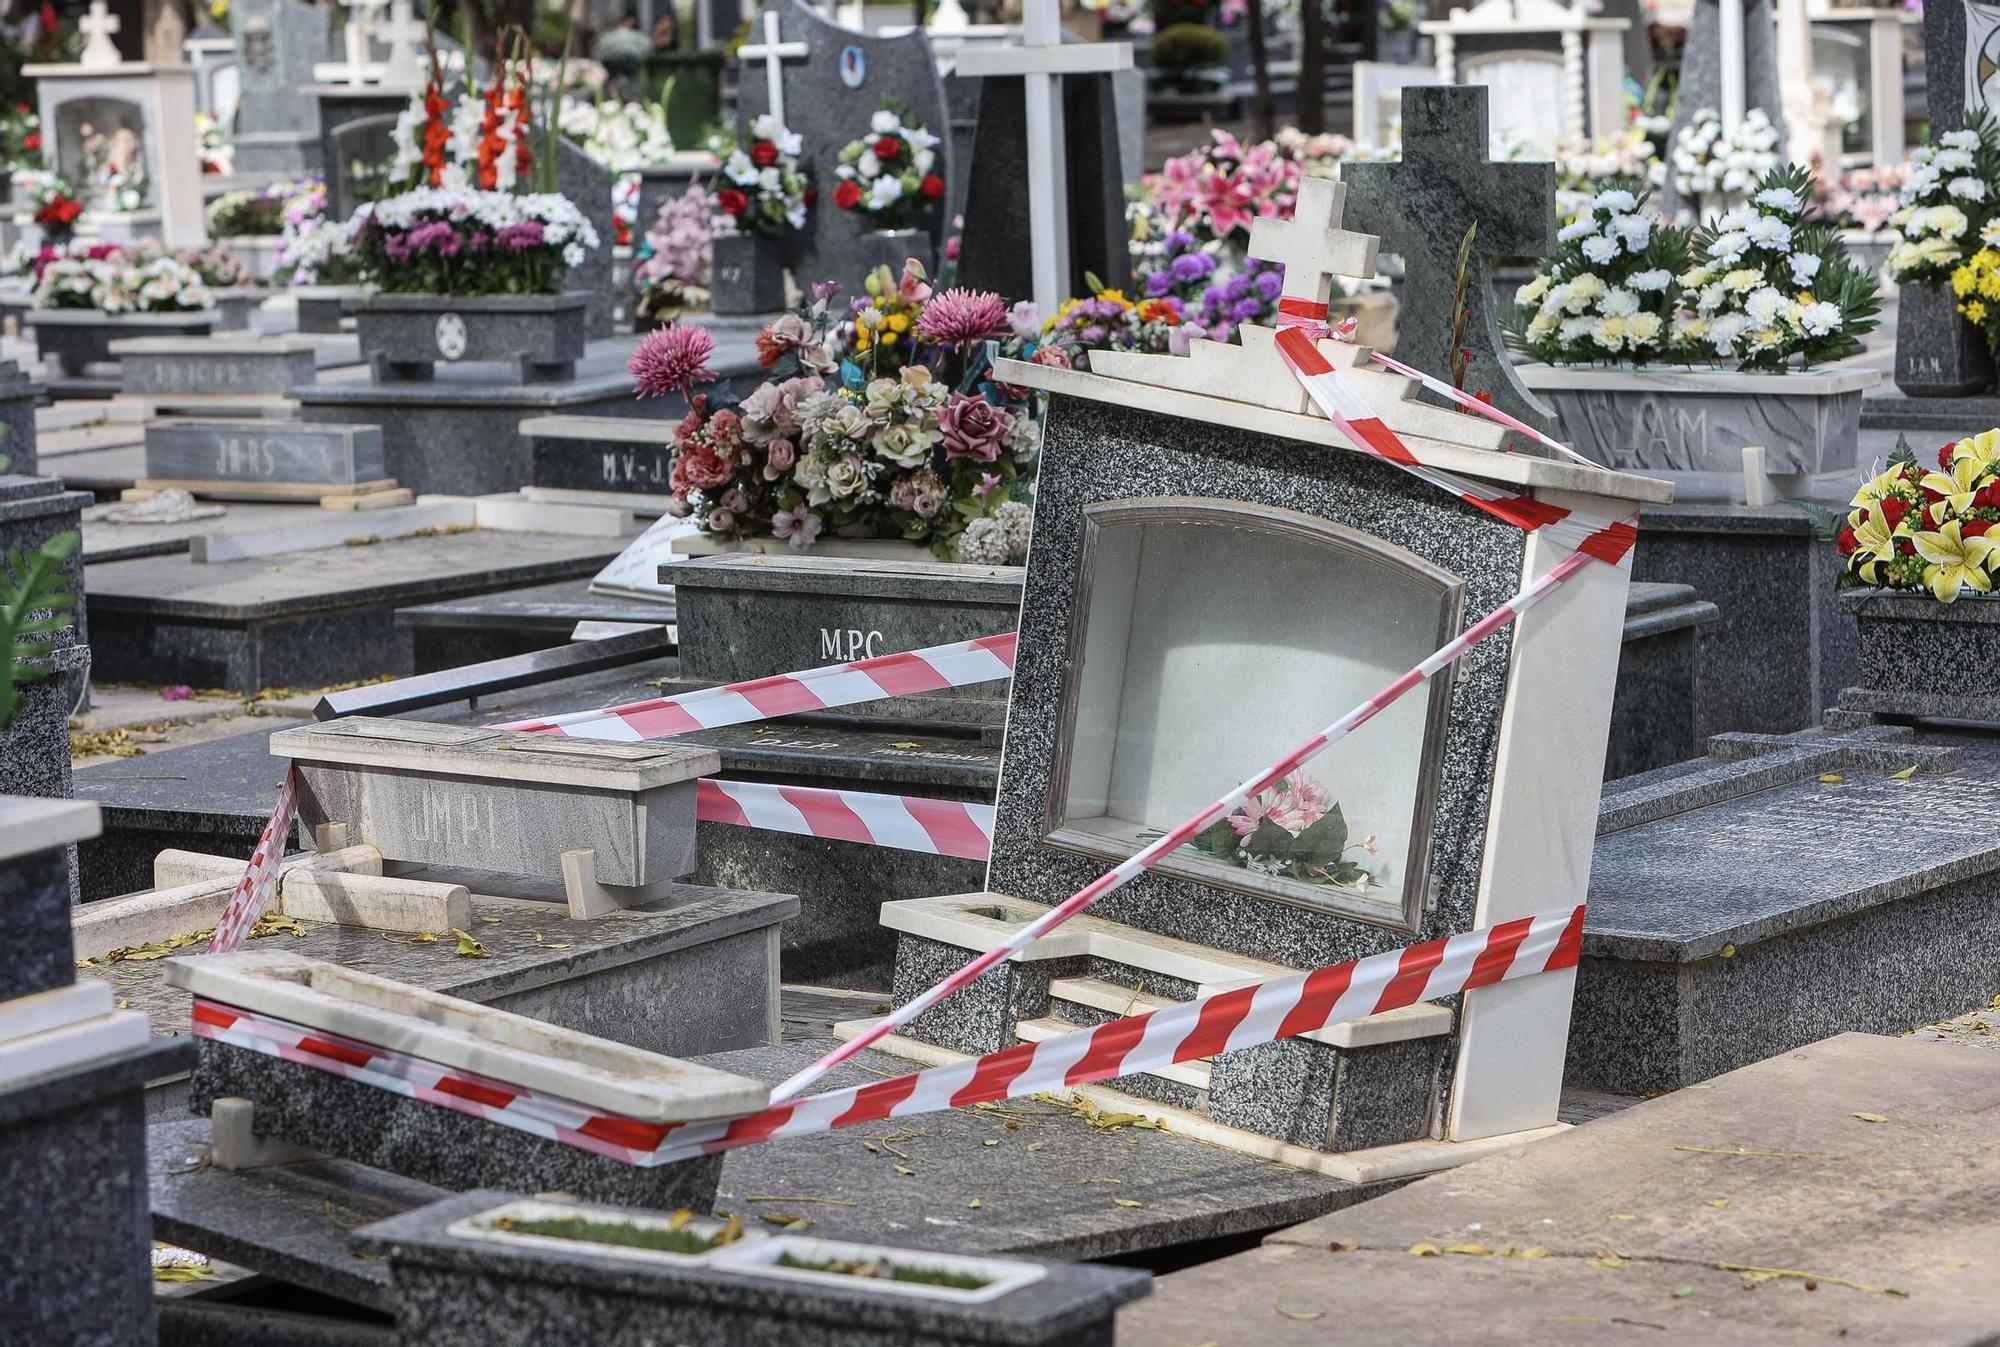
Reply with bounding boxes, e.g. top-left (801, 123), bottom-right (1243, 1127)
top-left (1045, 499), bottom-right (1464, 932)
